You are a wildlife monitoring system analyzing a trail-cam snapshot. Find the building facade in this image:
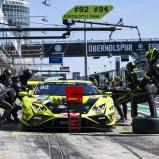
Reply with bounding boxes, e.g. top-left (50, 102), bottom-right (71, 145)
top-left (0, 0), bottom-right (30, 59)
top-left (2, 0), bottom-right (30, 27)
